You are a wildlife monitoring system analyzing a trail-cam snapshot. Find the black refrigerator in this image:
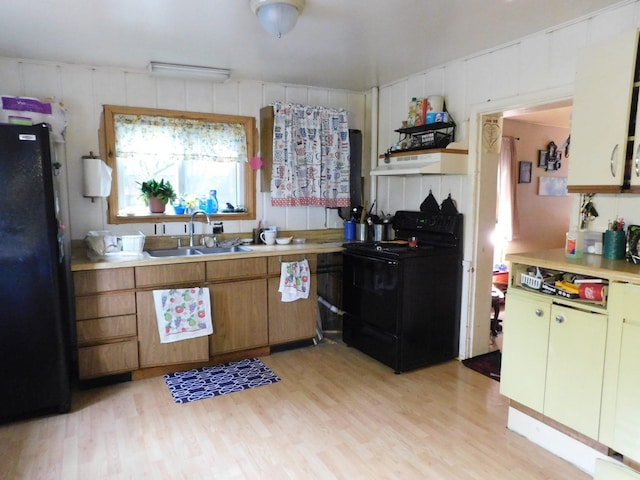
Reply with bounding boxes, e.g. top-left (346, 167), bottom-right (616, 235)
top-left (0, 123), bottom-right (71, 421)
